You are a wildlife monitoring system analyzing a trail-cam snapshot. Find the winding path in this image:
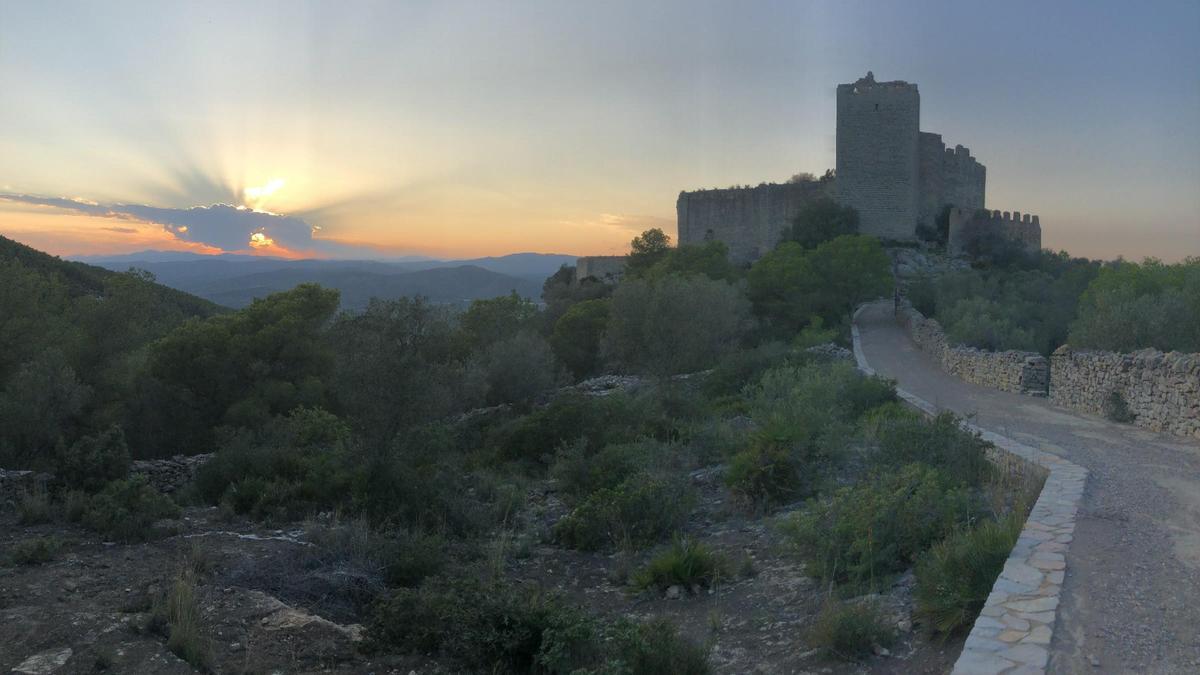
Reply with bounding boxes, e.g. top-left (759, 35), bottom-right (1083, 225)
top-left (854, 301), bottom-right (1200, 674)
